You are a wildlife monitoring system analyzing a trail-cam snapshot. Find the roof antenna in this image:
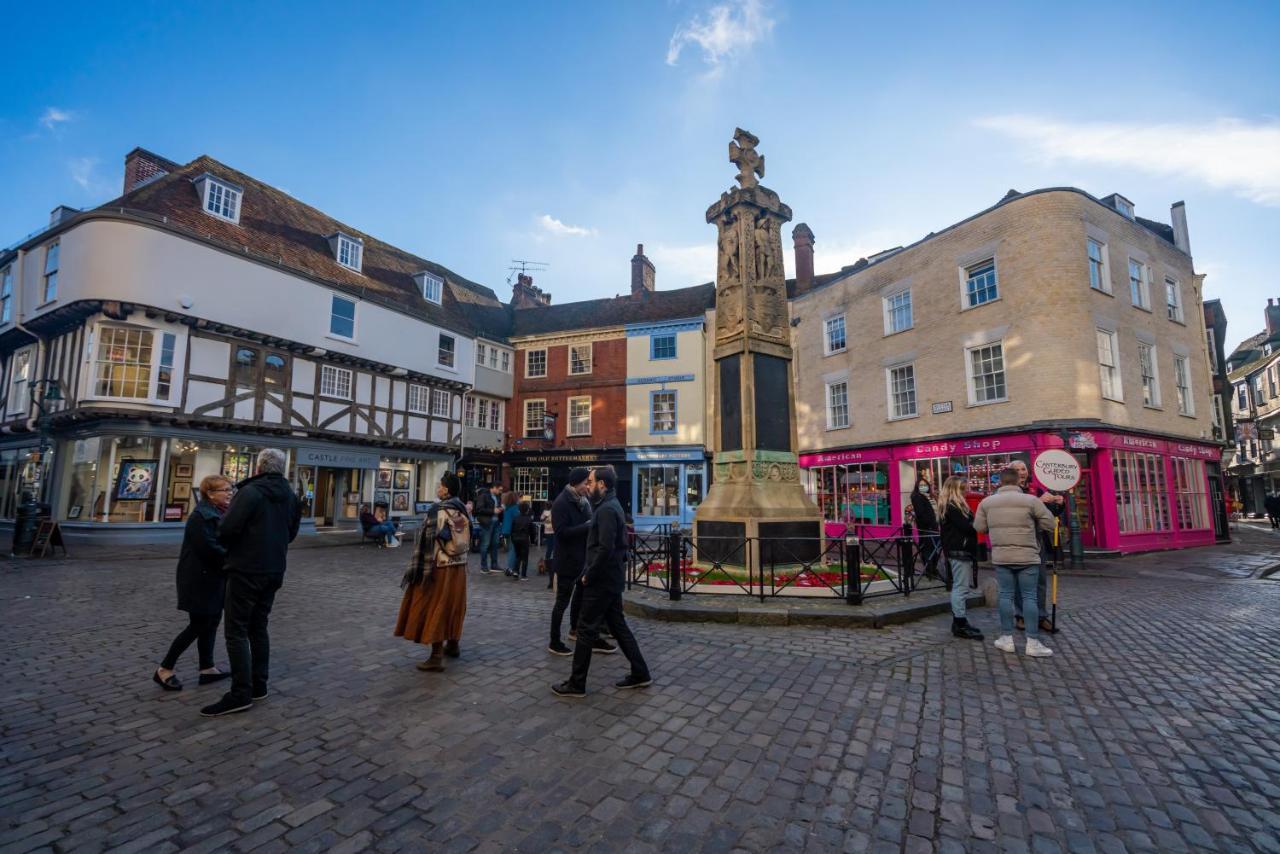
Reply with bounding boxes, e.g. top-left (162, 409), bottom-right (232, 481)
top-left (507, 260), bottom-right (549, 285)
